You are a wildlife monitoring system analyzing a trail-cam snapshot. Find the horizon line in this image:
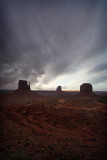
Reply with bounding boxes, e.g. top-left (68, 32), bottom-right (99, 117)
top-left (0, 89), bottom-right (107, 92)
